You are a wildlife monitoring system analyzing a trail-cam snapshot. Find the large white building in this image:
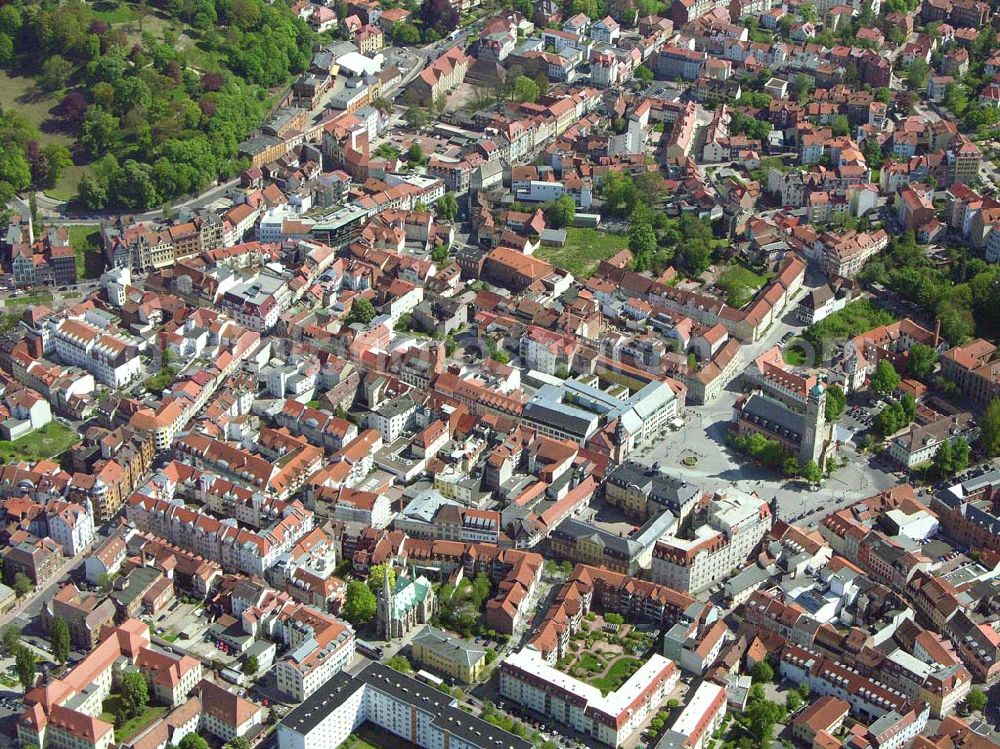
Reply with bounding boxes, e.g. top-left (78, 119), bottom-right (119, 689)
top-left (49, 317), bottom-right (142, 388)
top-left (499, 648), bottom-right (679, 748)
top-left (651, 489), bottom-right (773, 594)
top-left (47, 501), bottom-right (95, 557)
top-left (277, 663), bottom-right (531, 749)
top-left (657, 681), bottom-right (727, 749)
